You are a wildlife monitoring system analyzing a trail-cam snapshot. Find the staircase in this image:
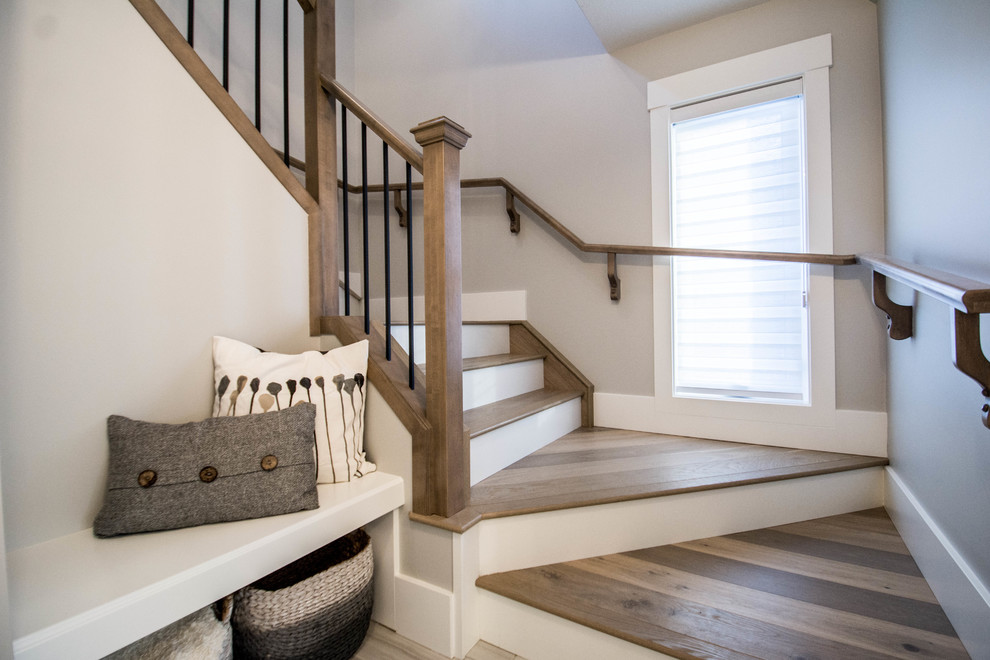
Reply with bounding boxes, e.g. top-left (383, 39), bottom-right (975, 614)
top-left (124, 3), bottom-right (973, 656)
top-left (348, 318), bottom-right (966, 659)
top-left (391, 321), bottom-right (587, 485)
